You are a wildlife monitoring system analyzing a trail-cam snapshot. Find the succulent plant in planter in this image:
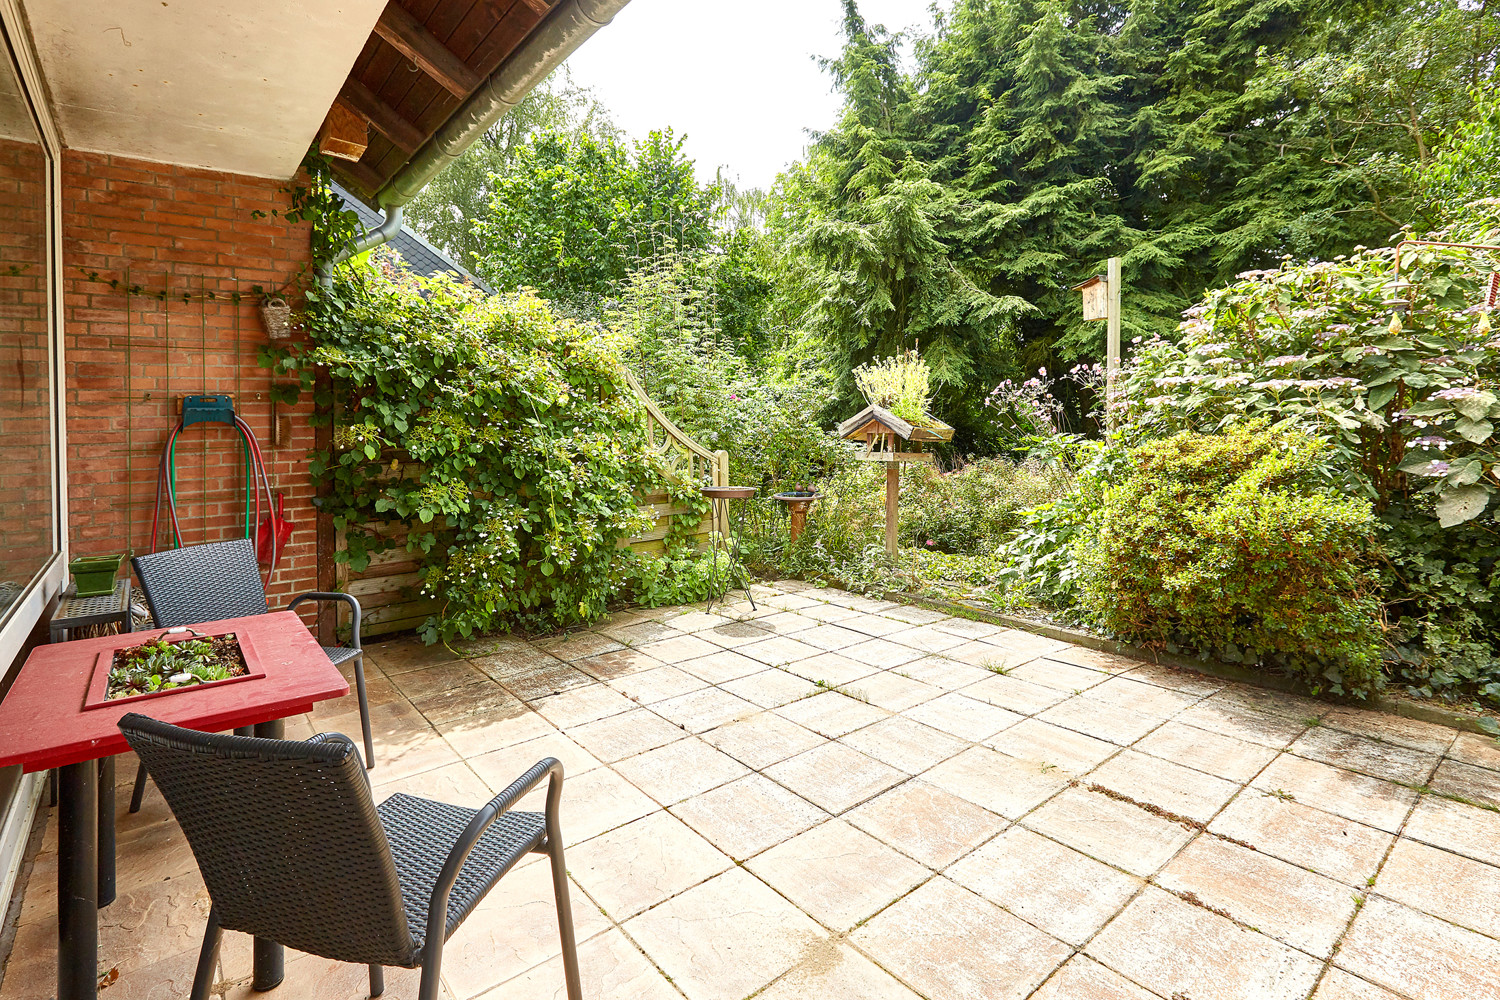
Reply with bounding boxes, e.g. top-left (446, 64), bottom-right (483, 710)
top-left (106, 633), bottom-right (248, 701)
